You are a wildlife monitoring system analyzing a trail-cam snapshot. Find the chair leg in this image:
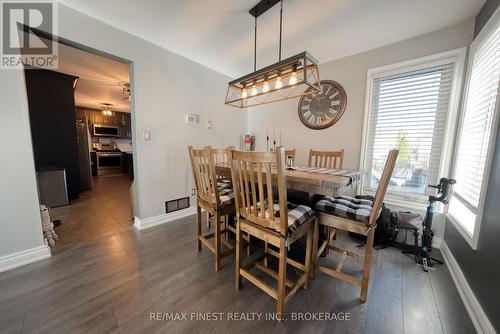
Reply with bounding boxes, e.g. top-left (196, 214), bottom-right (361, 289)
top-left (264, 241), bottom-right (269, 266)
top-left (312, 218), bottom-right (319, 280)
top-left (215, 212), bottom-right (221, 271)
top-left (360, 228), bottom-right (375, 302)
top-left (235, 219), bottom-right (242, 289)
top-left (247, 234), bottom-right (251, 256)
top-left (276, 238), bottom-right (287, 323)
top-left (196, 205), bottom-right (202, 251)
top-left (224, 215), bottom-right (229, 240)
top-left (304, 226), bottom-right (313, 290)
